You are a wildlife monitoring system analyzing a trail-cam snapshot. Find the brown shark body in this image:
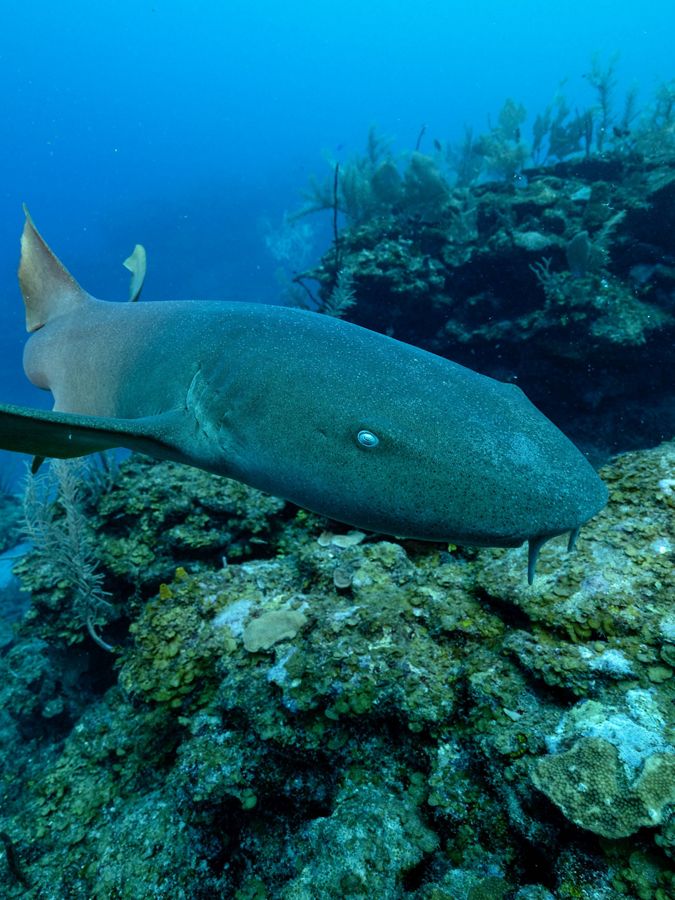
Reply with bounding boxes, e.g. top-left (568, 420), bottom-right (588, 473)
top-left (0, 210), bottom-right (608, 581)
